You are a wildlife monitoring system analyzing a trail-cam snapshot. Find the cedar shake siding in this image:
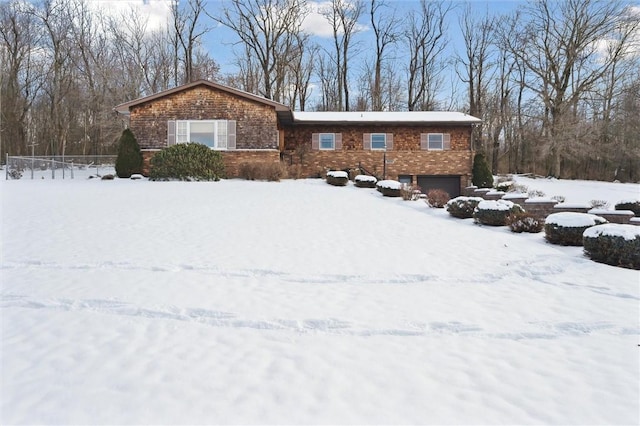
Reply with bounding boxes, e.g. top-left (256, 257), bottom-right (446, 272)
top-left (128, 85), bottom-right (279, 150)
